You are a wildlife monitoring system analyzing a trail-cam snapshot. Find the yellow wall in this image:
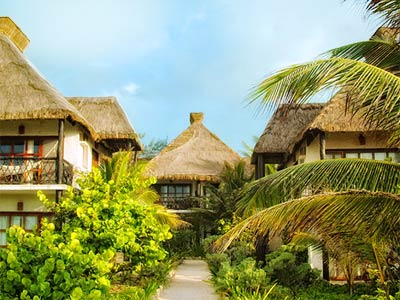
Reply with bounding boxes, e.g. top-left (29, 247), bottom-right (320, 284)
top-left (305, 137), bottom-right (321, 163)
top-left (0, 190), bottom-right (55, 212)
top-left (292, 132), bottom-right (393, 166)
top-left (0, 120), bottom-right (59, 136)
top-left (326, 132), bottom-right (390, 150)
